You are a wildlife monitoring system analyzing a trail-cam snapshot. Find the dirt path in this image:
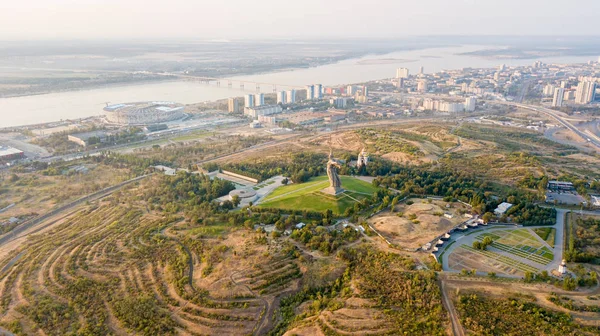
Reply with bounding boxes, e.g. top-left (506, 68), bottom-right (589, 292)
top-left (229, 270), bottom-right (270, 335)
top-left (439, 275), bottom-right (465, 336)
